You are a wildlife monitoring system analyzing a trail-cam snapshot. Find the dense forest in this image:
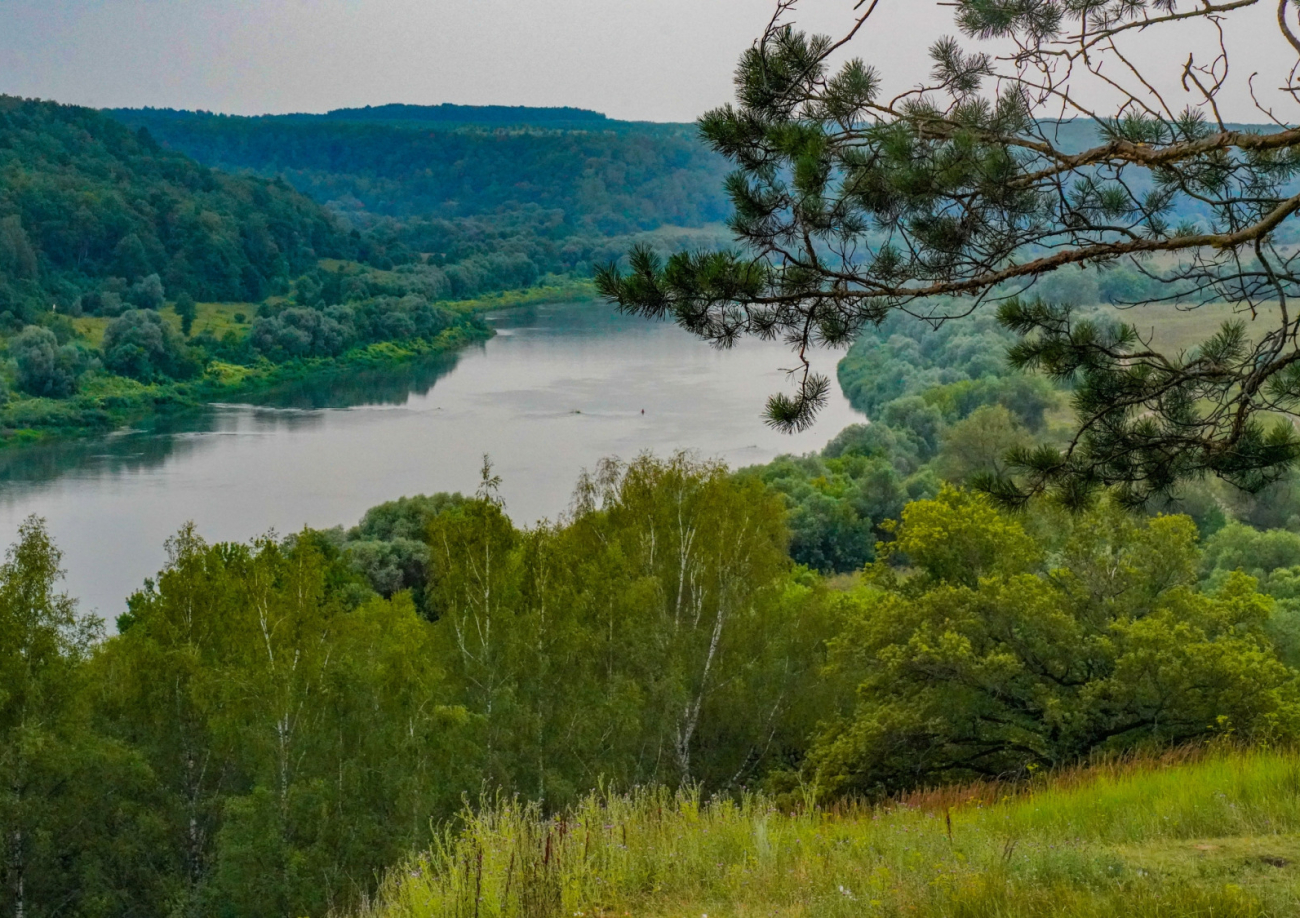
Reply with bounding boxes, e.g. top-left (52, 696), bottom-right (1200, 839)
top-left (106, 106), bottom-right (734, 288)
top-left (106, 106), bottom-right (730, 224)
top-left (0, 96), bottom-right (344, 316)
